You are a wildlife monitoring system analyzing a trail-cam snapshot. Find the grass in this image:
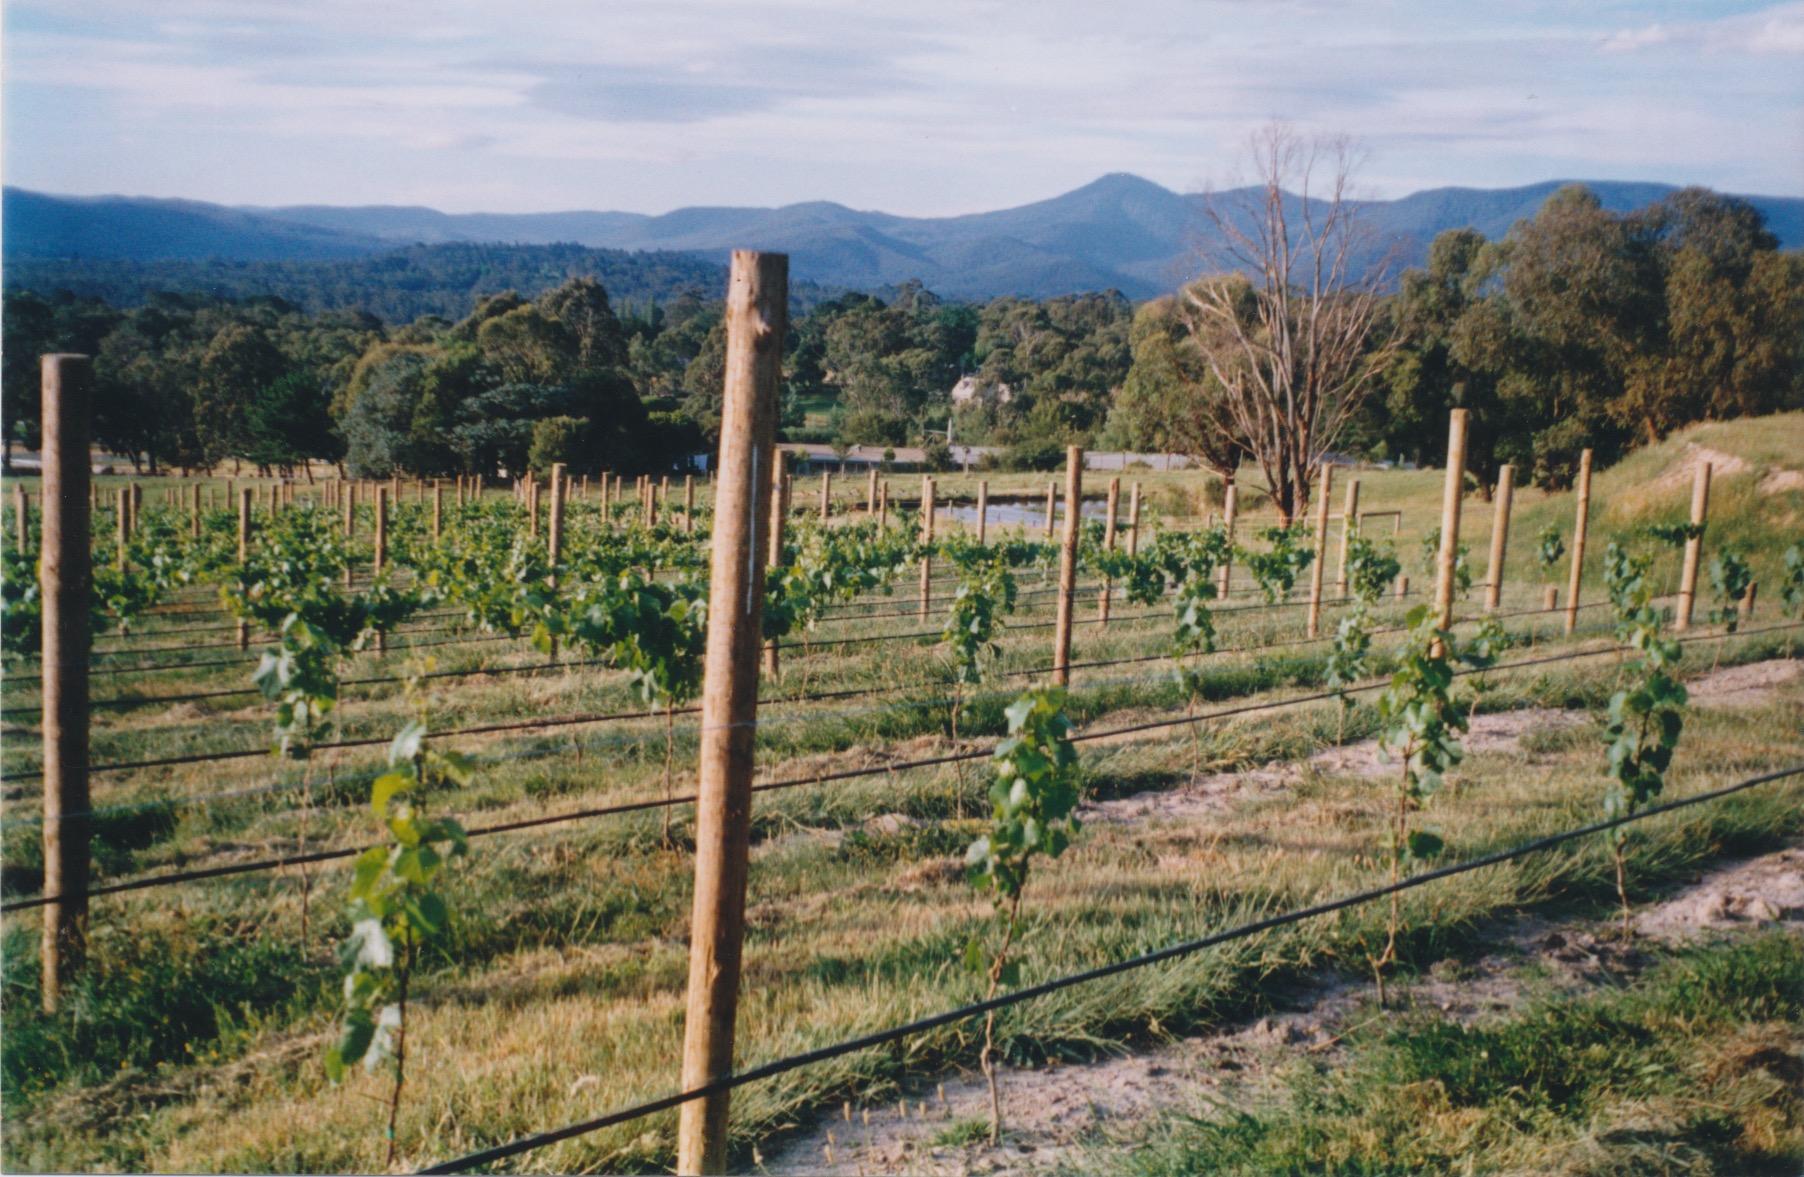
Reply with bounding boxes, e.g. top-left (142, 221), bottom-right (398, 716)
top-left (0, 414), bottom-right (1801, 1172)
top-left (1097, 931), bottom-right (1804, 1176)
